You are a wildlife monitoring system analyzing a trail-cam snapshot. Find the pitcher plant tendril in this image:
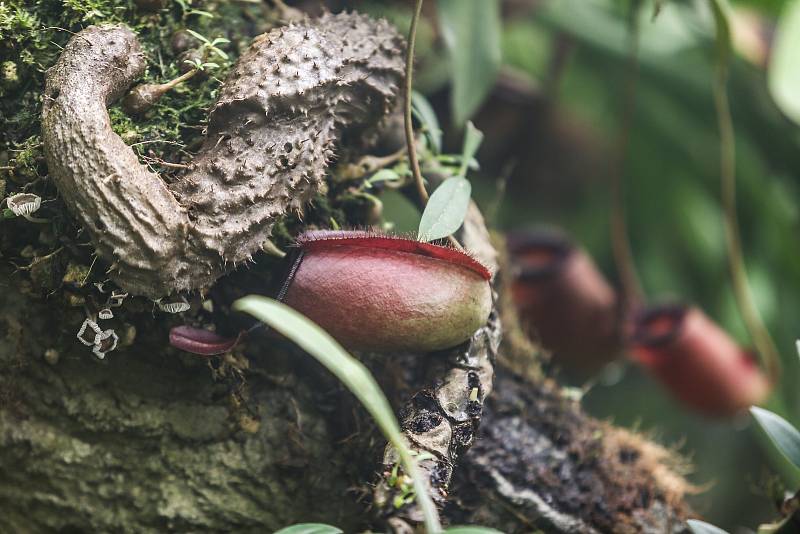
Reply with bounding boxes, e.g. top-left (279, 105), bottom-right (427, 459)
top-left (711, 18), bottom-right (781, 385)
top-left (402, 0), bottom-right (461, 249)
top-left (610, 6), bottom-right (645, 312)
top-left (404, 0), bottom-right (427, 207)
